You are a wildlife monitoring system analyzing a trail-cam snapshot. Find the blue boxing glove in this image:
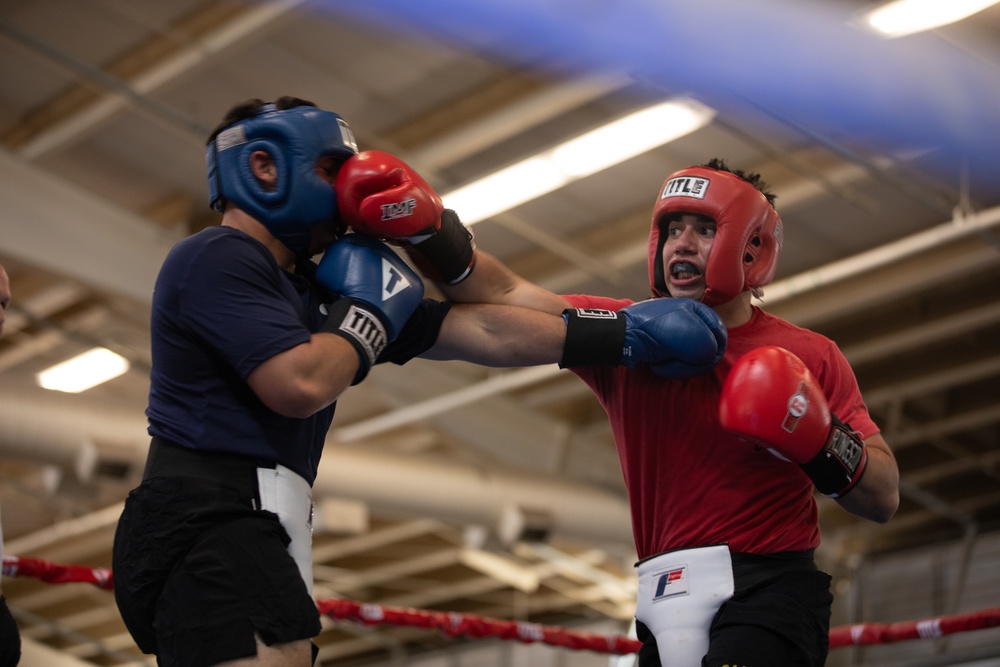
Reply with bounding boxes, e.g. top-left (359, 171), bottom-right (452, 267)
top-left (316, 234), bottom-right (424, 383)
top-left (560, 298), bottom-right (727, 378)
top-left (638, 299), bottom-right (727, 378)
